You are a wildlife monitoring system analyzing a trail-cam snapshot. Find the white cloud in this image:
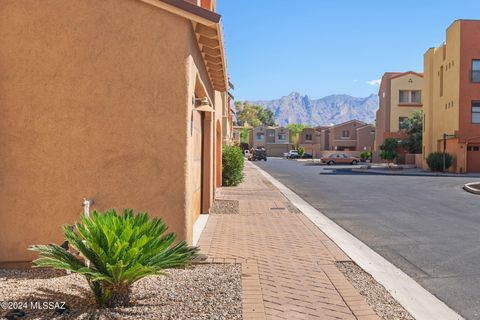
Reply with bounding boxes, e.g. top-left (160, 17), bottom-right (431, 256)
top-left (367, 78), bottom-right (381, 86)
